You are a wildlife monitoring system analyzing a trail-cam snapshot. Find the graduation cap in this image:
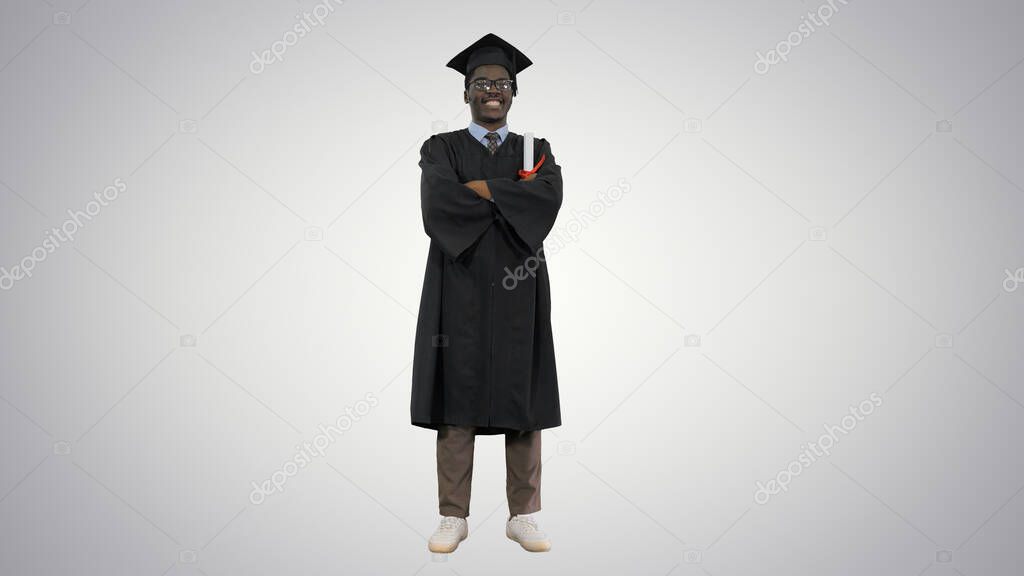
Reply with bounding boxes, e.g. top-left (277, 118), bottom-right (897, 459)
top-left (446, 33), bottom-right (532, 97)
